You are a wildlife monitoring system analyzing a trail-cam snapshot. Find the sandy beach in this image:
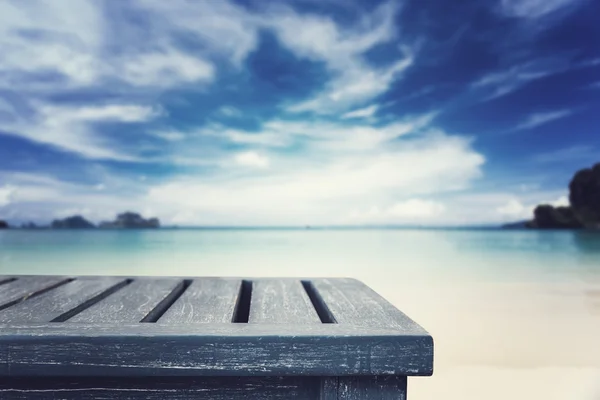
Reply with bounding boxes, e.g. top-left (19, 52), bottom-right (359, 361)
top-left (377, 281), bottom-right (600, 400)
